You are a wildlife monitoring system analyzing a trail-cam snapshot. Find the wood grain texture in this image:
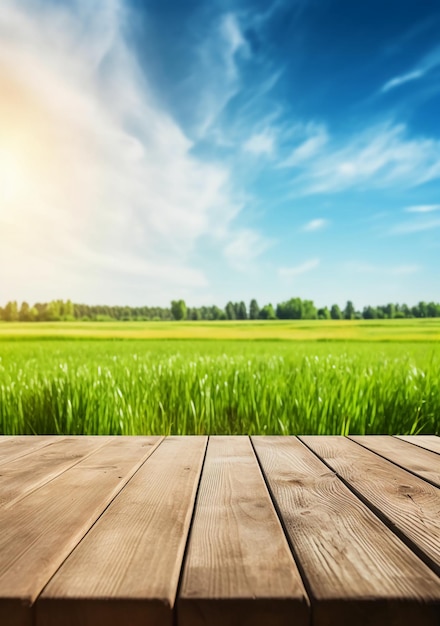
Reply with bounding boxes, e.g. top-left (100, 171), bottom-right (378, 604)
top-left (37, 436), bottom-right (207, 626)
top-left (350, 436), bottom-right (440, 487)
top-left (396, 435), bottom-right (440, 455)
top-left (179, 436), bottom-right (309, 626)
top-left (253, 436), bottom-right (440, 626)
top-left (0, 436), bottom-right (162, 626)
top-left (0, 436), bottom-right (109, 508)
top-left (0, 436), bottom-right (55, 466)
top-left (301, 436), bottom-right (440, 576)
